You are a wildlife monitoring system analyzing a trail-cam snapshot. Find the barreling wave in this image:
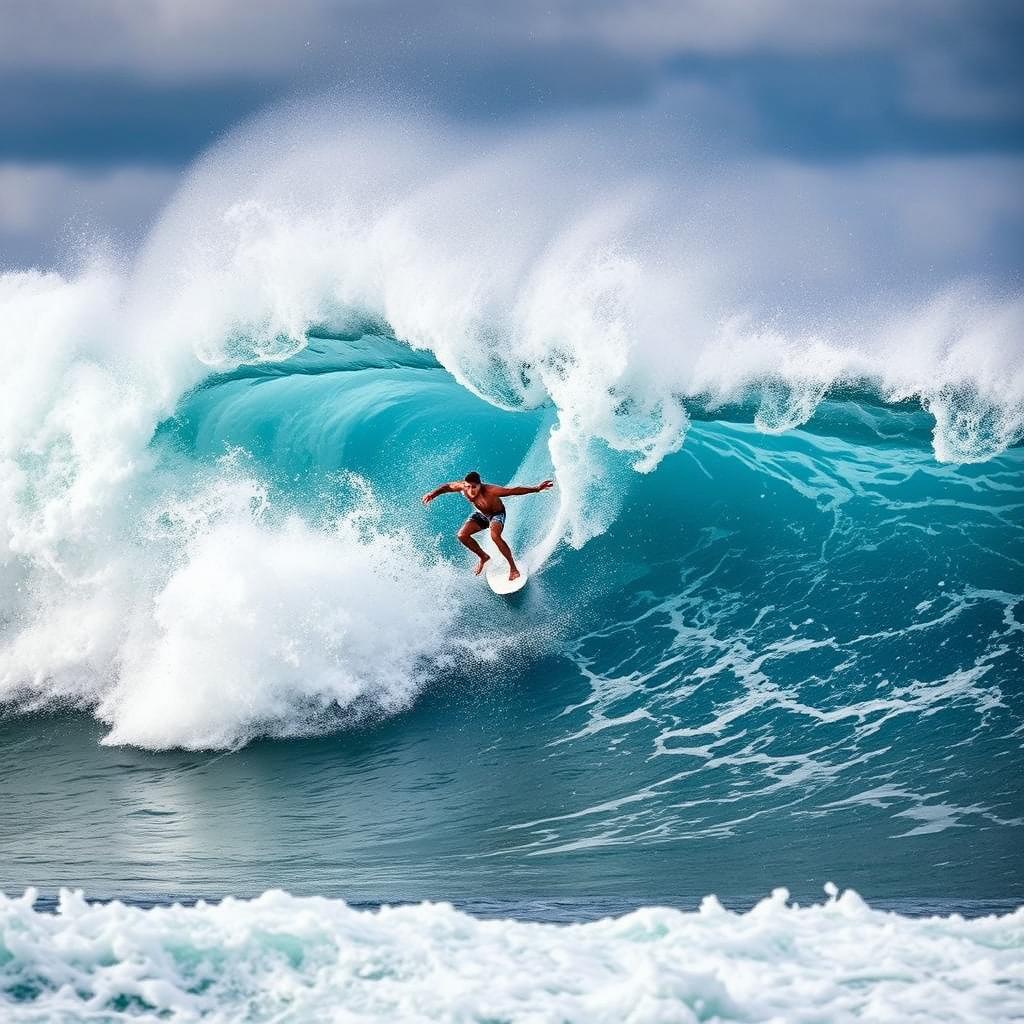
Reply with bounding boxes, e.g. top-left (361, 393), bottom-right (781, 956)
top-left (0, 97), bottom-right (1022, 752)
